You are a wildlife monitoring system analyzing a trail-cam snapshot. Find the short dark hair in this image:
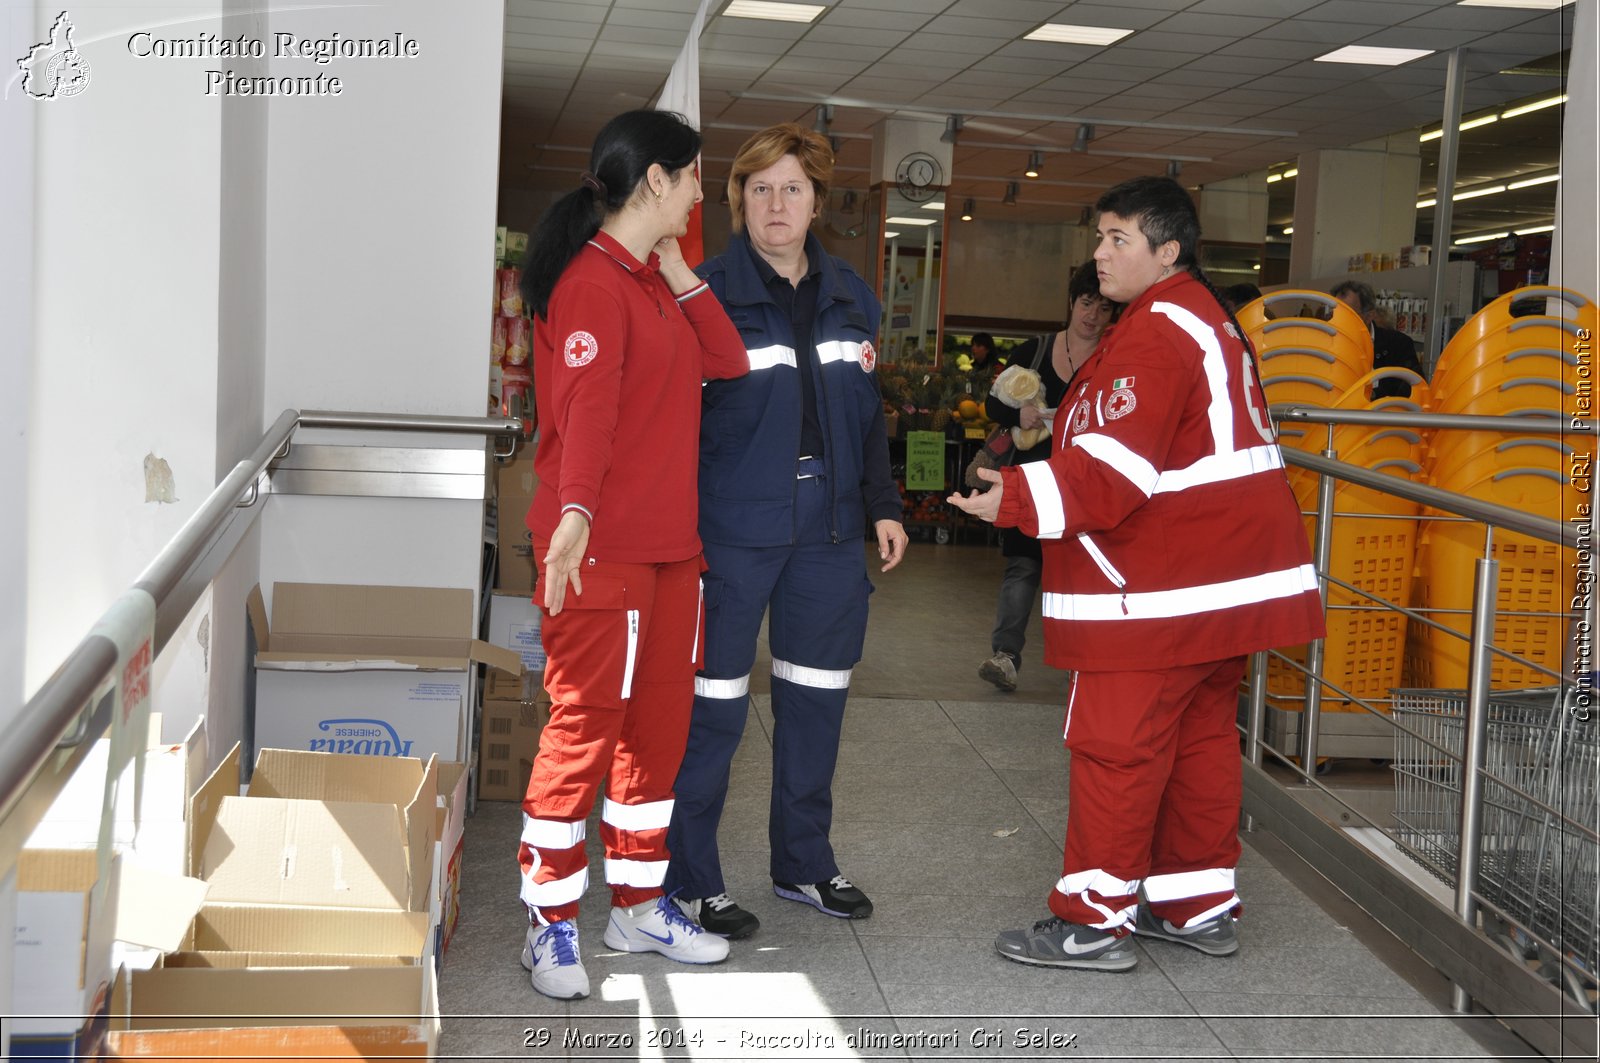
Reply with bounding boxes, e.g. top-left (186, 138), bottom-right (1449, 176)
top-left (1330, 280), bottom-right (1376, 315)
top-left (1094, 175), bottom-right (1200, 266)
top-left (970, 332), bottom-right (995, 351)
